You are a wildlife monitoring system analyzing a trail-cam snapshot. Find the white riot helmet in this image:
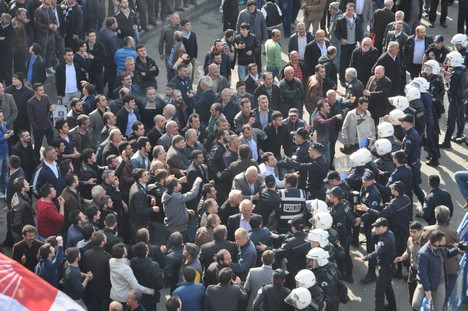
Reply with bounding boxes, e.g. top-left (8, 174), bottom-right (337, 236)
top-left (305, 228), bottom-right (330, 247)
top-left (349, 148), bottom-right (372, 167)
top-left (306, 247), bottom-right (329, 266)
top-left (377, 122), bottom-right (394, 138)
top-left (389, 109), bottom-right (405, 125)
top-left (445, 51), bottom-right (464, 67)
top-left (389, 96), bottom-right (409, 111)
top-left (406, 86), bottom-right (421, 101)
top-left (422, 60), bottom-right (441, 75)
top-left (411, 77), bottom-right (430, 93)
top-left (451, 33), bottom-right (468, 48)
top-left (374, 138), bottom-right (392, 156)
top-left (285, 288), bottom-right (312, 310)
top-left (295, 269), bottom-right (317, 289)
top-left (306, 199), bottom-right (329, 216)
top-left (313, 213), bottom-right (333, 230)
